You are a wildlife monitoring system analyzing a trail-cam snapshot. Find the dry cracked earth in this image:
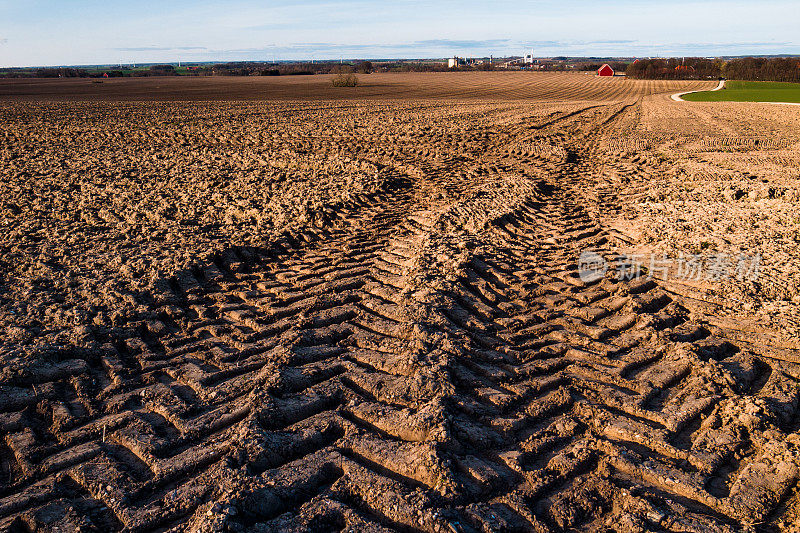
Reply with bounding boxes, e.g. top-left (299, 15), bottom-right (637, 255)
top-left (2, 73), bottom-right (800, 532)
